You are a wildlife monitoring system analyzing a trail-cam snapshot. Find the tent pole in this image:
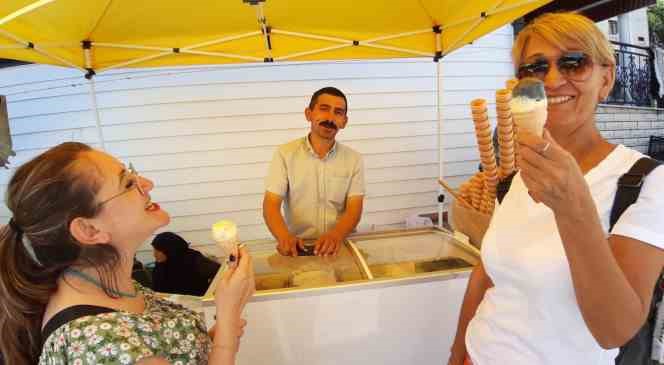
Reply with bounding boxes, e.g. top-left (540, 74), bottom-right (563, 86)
top-left (0, 29), bottom-right (85, 72)
top-left (276, 44), bottom-right (352, 61)
top-left (88, 79), bottom-right (105, 151)
top-left (95, 31), bottom-right (263, 73)
top-left (253, 3), bottom-right (274, 61)
top-left (358, 43), bottom-right (432, 57)
top-left (434, 24), bottom-right (445, 230)
top-left (84, 47), bottom-right (106, 151)
top-left (436, 58), bottom-right (444, 229)
top-left (0, 0), bottom-right (56, 26)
